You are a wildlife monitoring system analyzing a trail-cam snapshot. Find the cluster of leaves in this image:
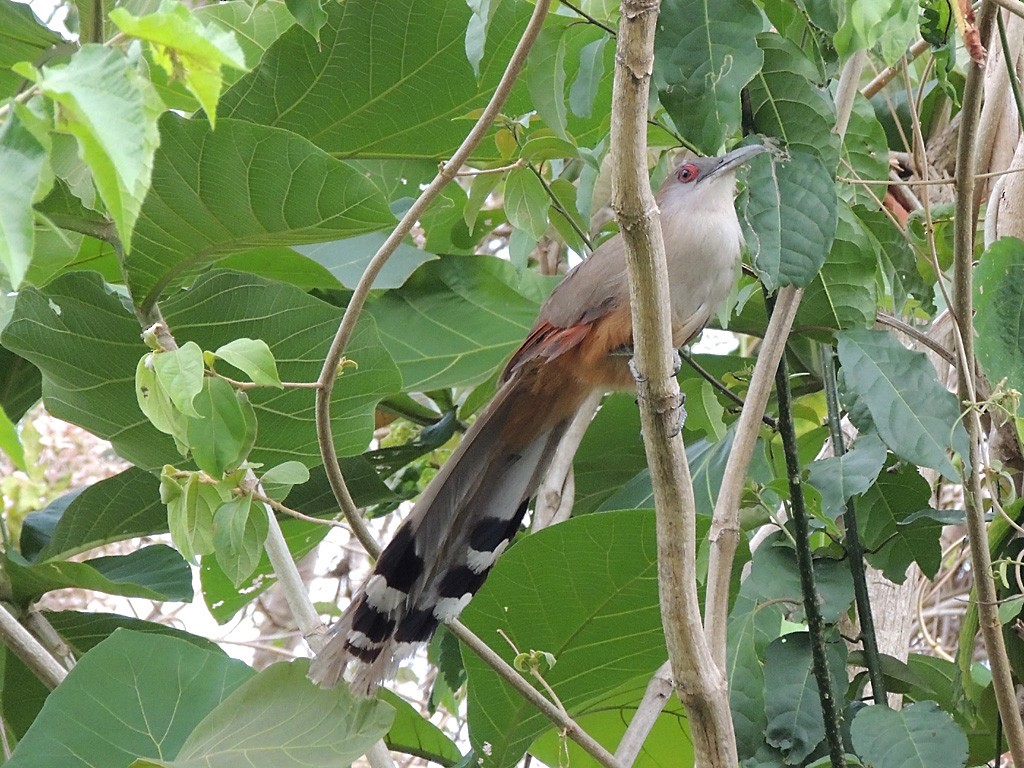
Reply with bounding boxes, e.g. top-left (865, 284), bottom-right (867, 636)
top-left (1, 0), bottom-right (1023, 766)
